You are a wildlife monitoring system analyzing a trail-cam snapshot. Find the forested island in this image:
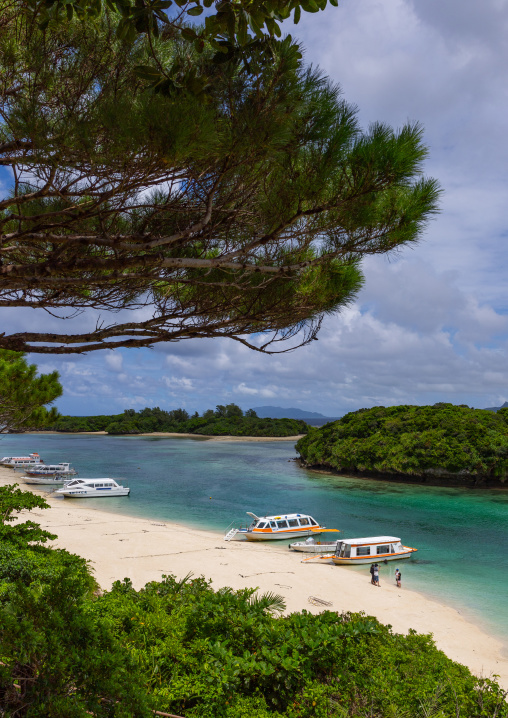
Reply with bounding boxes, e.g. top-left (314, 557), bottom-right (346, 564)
top-left (296, 403), bottom-right (508, 486)
top-left (45, 404), bottom-right (309, 437)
